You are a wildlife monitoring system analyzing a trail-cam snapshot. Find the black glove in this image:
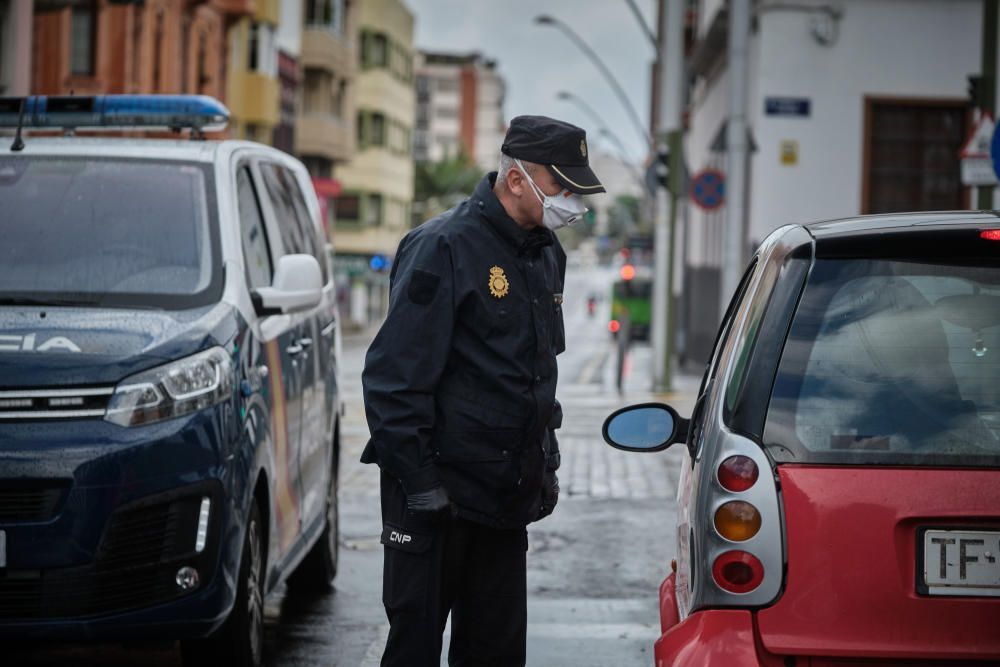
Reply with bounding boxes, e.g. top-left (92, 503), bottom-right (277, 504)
top-left (538, 470), bottom-right (559, 519)
top-left (406, 485), bottom-right (450, 513)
